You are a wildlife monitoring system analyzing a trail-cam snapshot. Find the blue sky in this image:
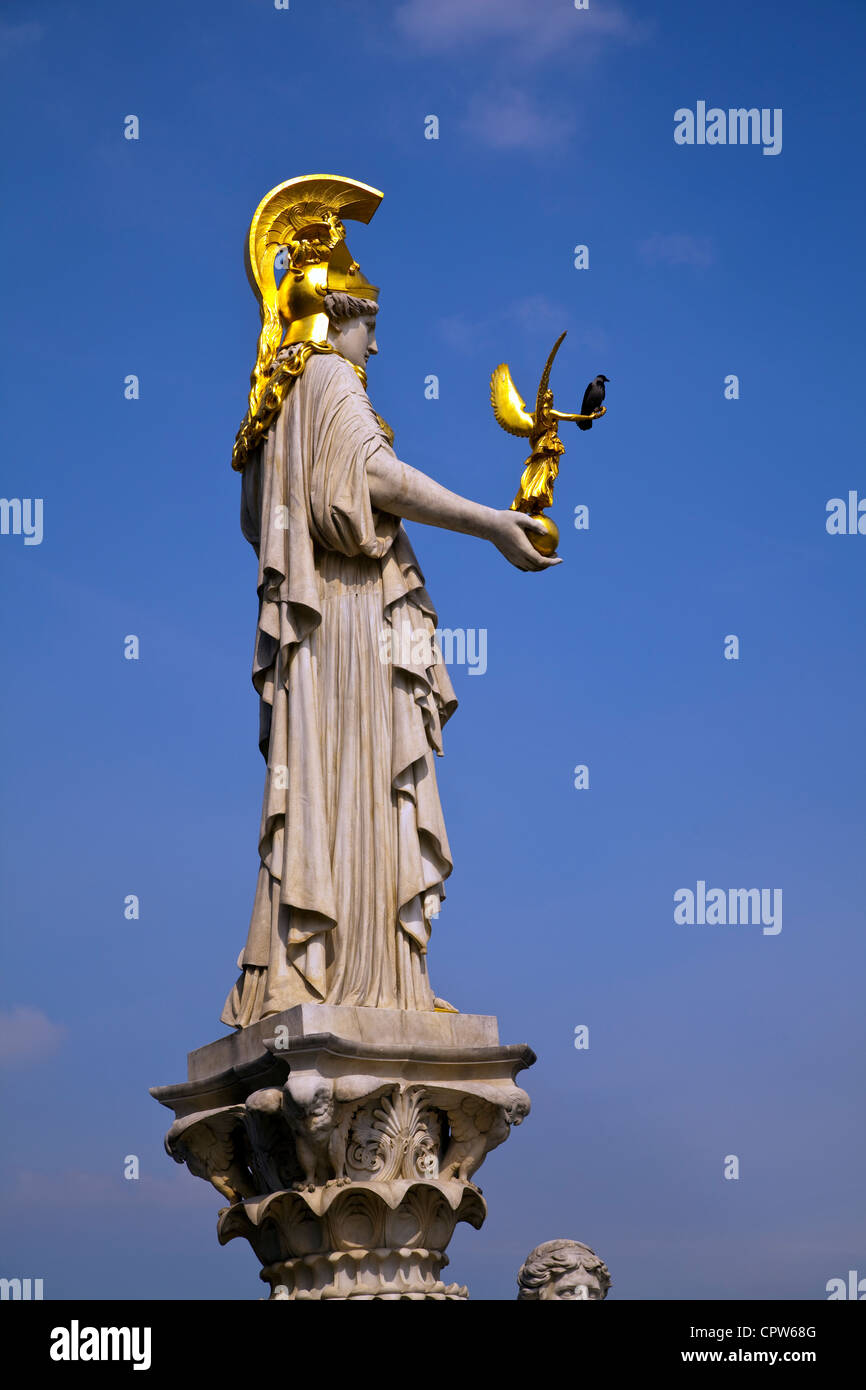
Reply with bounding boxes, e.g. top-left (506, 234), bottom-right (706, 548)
top-left (1, 0), bottom-right (864, 1301)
